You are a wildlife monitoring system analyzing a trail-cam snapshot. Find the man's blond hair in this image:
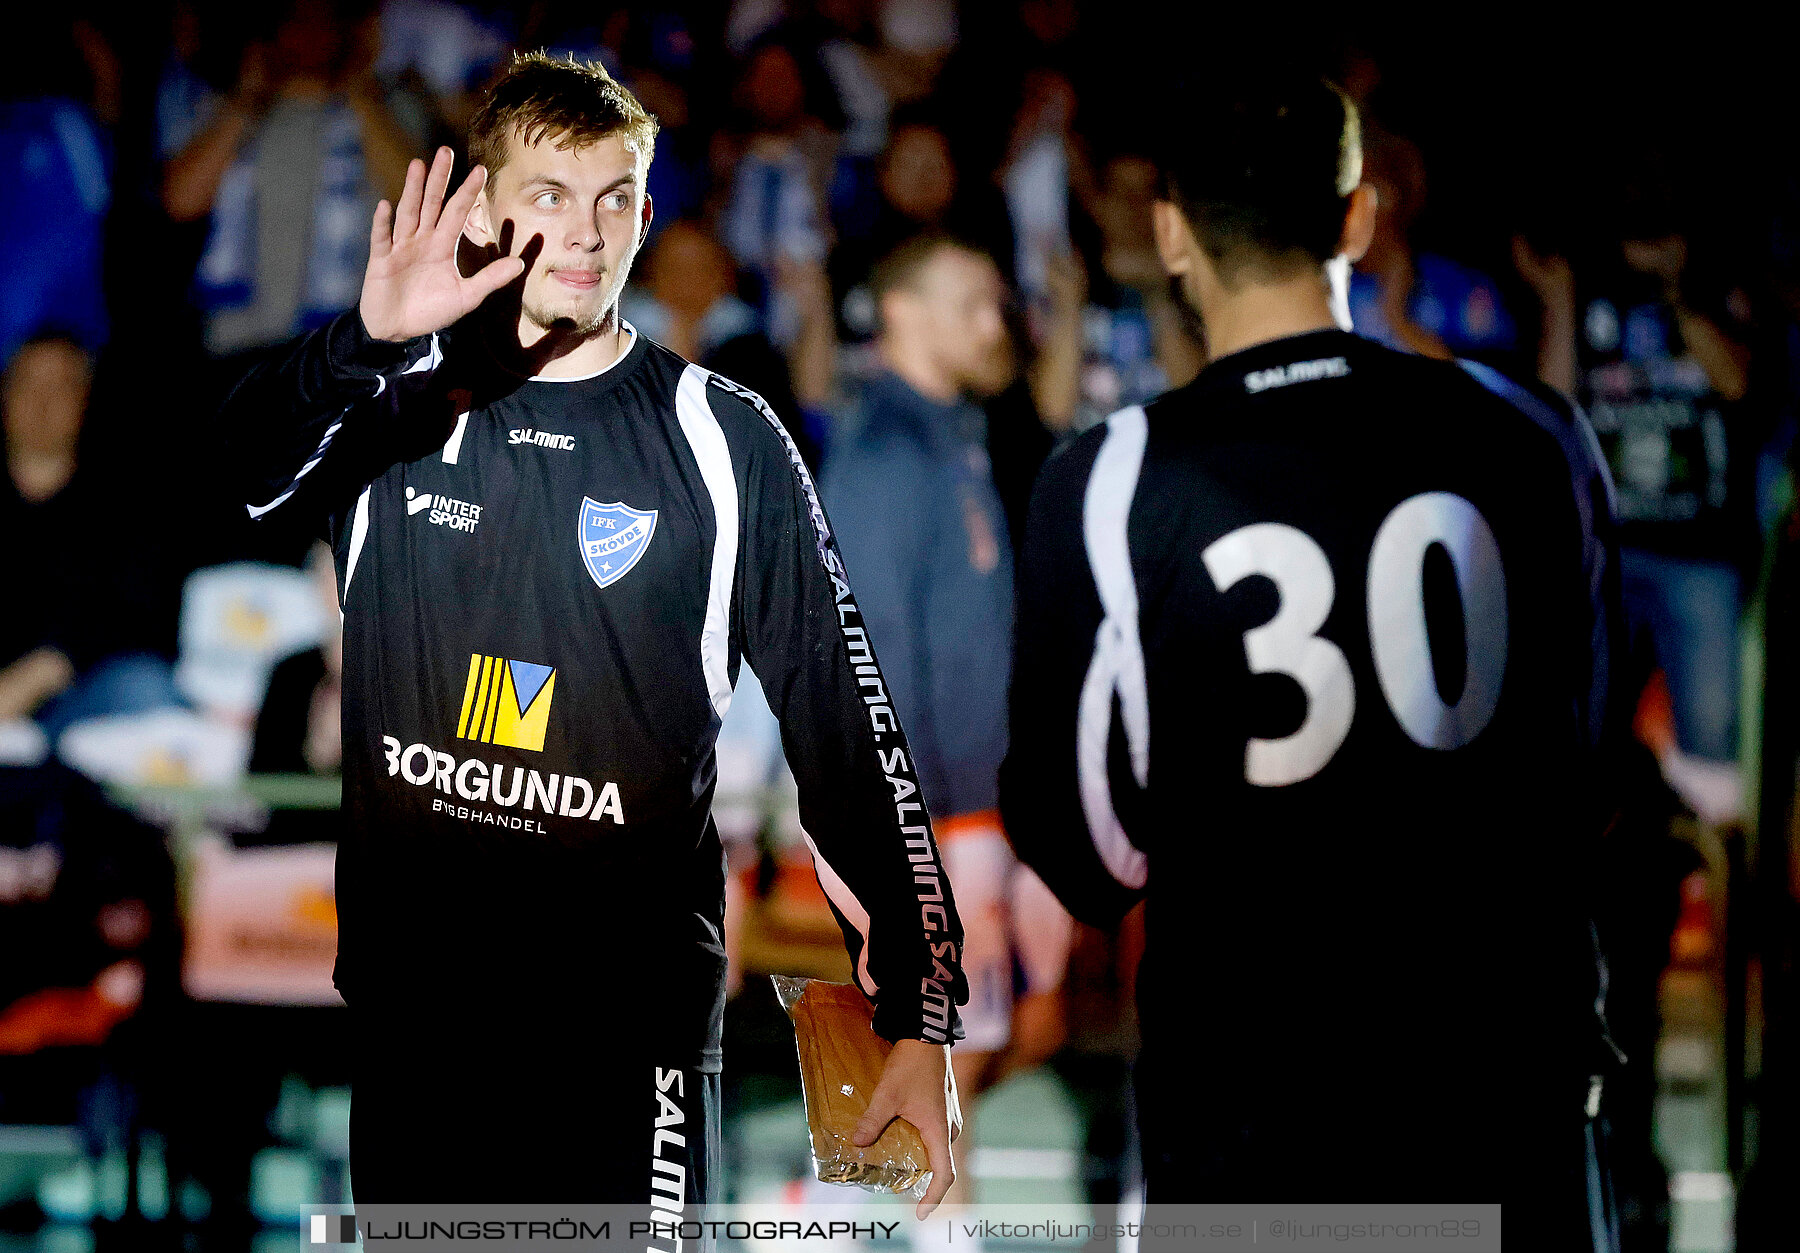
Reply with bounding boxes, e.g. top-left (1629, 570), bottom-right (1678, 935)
top-left (468, 51), bottom-right (659, 176)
